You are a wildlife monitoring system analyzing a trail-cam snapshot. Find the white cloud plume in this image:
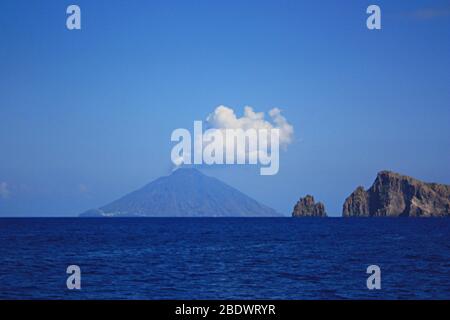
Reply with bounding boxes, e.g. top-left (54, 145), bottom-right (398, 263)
top-left (171, 105), bottom-right (294, 174)
top-left (206, 105), bottom-right (294, 148)
top-left (0, 182), bottom-right (10, 199)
